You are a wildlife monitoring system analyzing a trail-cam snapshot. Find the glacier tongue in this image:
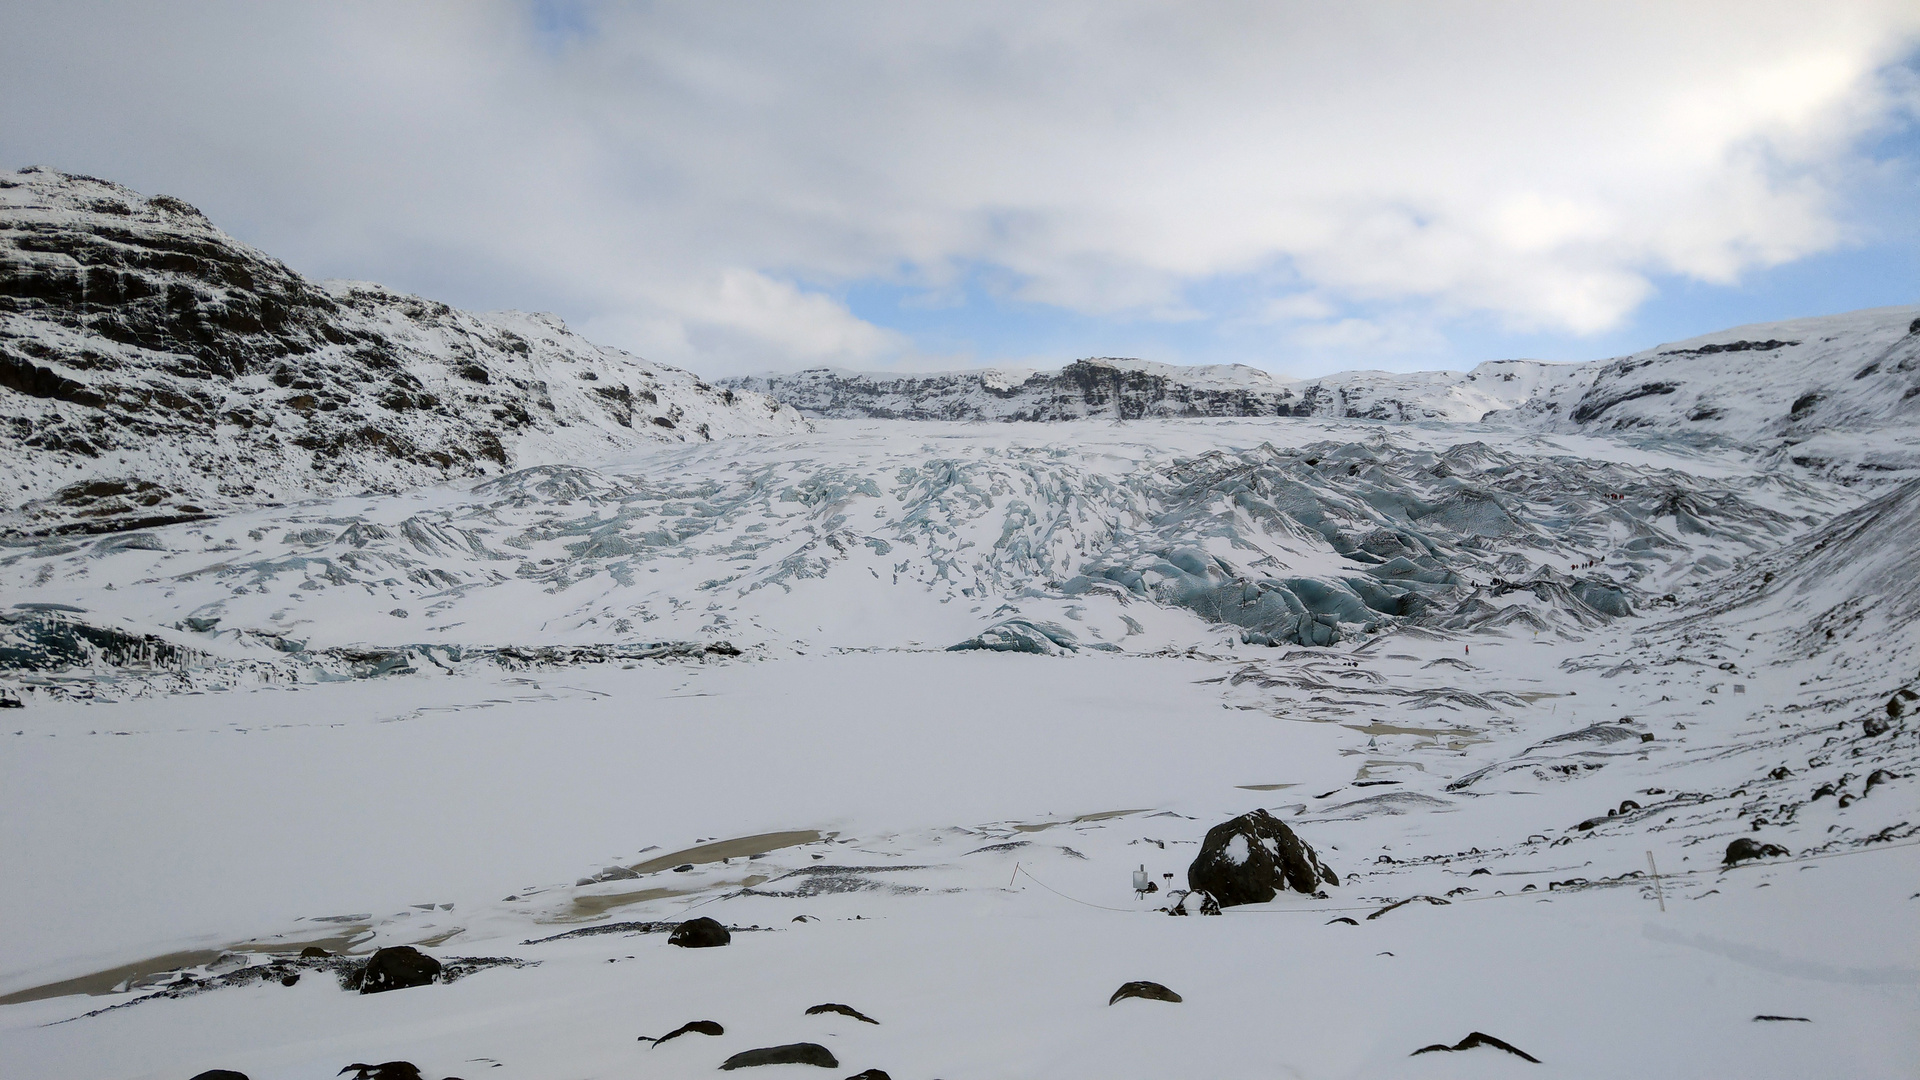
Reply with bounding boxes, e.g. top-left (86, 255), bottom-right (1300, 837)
top-left (0, 418), bottom-right (1850, 699)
